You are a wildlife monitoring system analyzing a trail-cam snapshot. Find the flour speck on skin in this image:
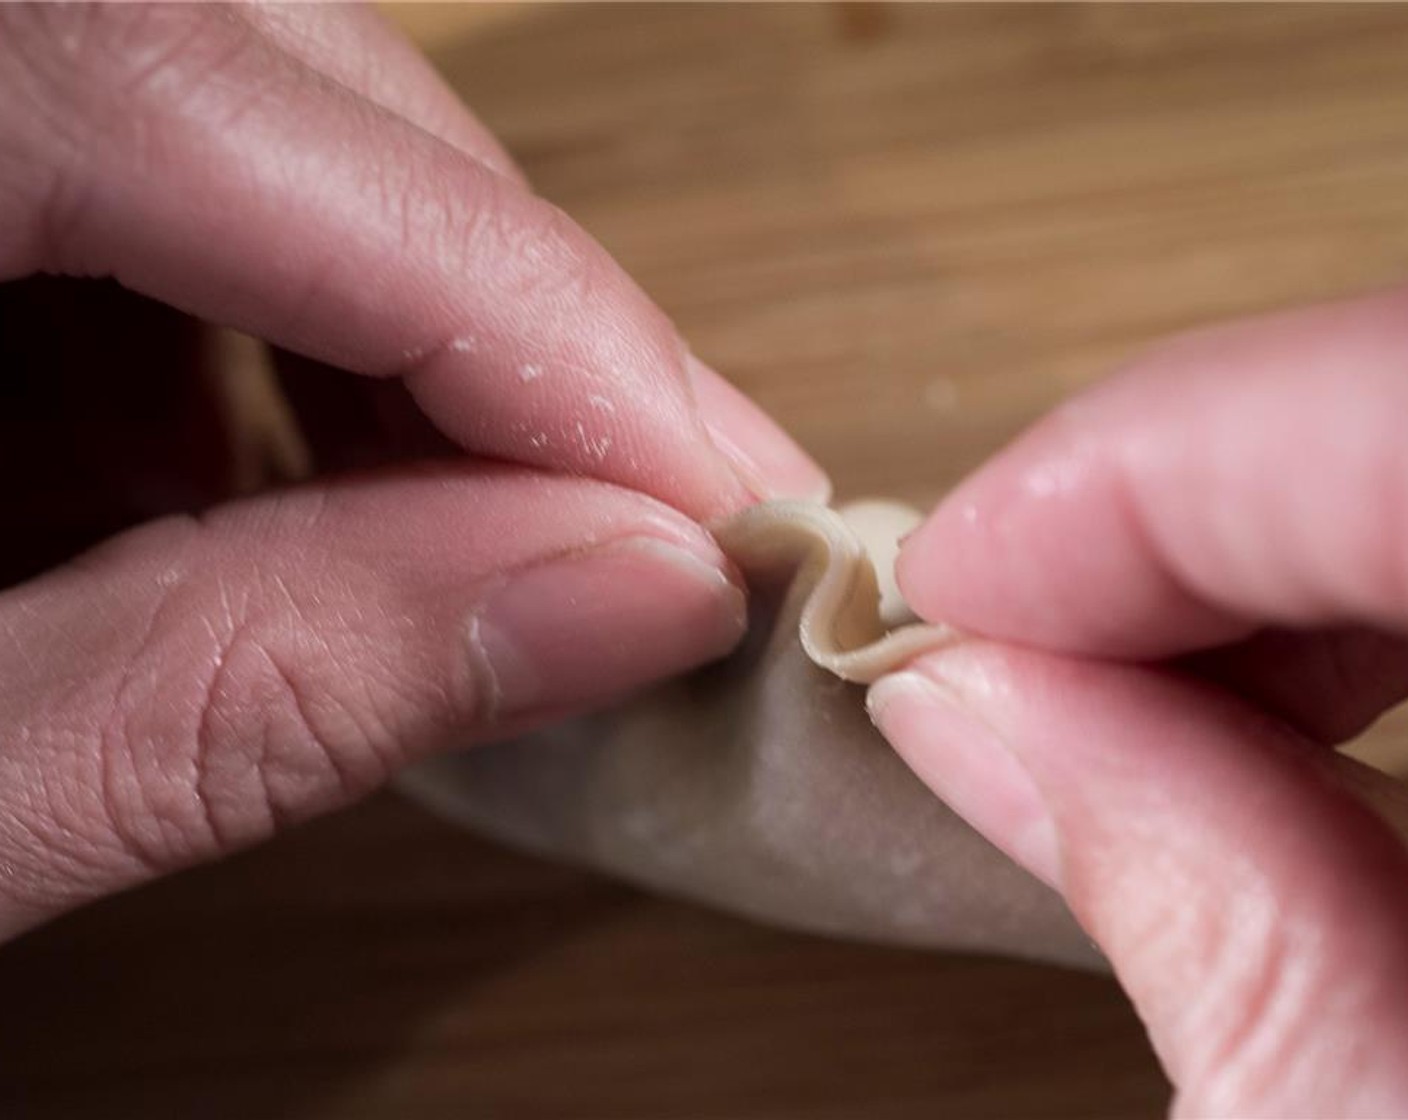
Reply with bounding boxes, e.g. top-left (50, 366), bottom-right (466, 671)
top-left (1021, 455), bottom-right (1087, 499)
top-left (447, 336), bottom-right (478, 354)
top-left (519, 362), bottom-right (543, 382)
top-left (588, 394), bottom-right (617, 413)
top-left (528, 433), bottom-right (550, 450)
top-left (574, 420), bottom-right (612, 463)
